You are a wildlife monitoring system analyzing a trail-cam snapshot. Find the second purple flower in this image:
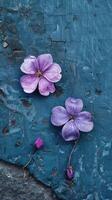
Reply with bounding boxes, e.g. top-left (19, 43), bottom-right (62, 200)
top-left (20, 54), bottom-right (62, 96)
top-left (51, 97), bottom-right (94, 141)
